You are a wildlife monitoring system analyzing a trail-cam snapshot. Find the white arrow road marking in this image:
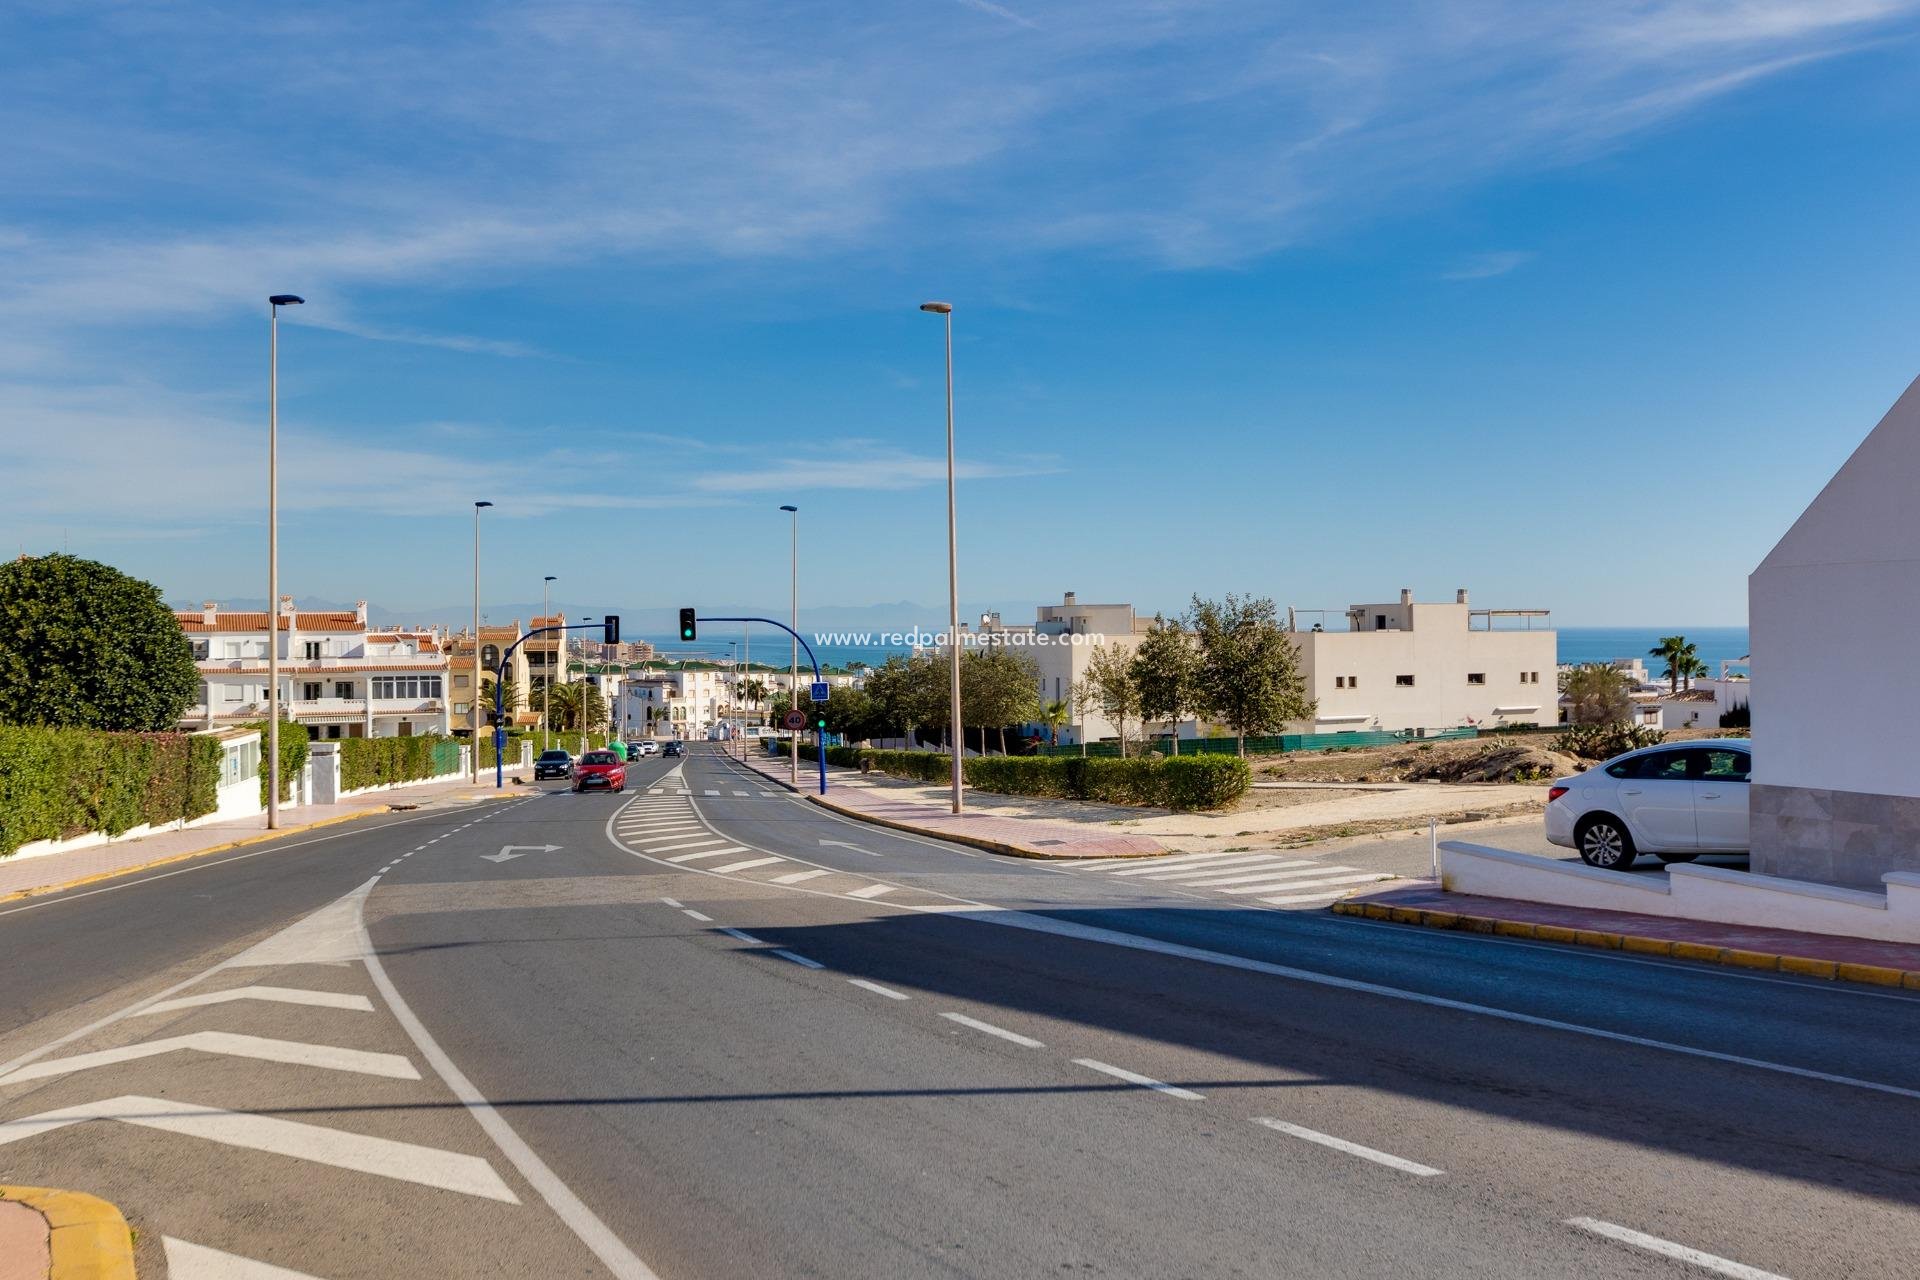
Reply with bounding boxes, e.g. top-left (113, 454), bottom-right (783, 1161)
top-left (0, 1096), bottom-right (517, 1201)
top-left (818, 839), bottom-right (883, 856)
top-left (482, 844), bottom-right (562, 863)
top-left (165, 1237), bottom-right (331, 1279)
top-left (0, 1032), bottom-right (419, 1085)
top-left (139, 987), bottom-right (374, 1017)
